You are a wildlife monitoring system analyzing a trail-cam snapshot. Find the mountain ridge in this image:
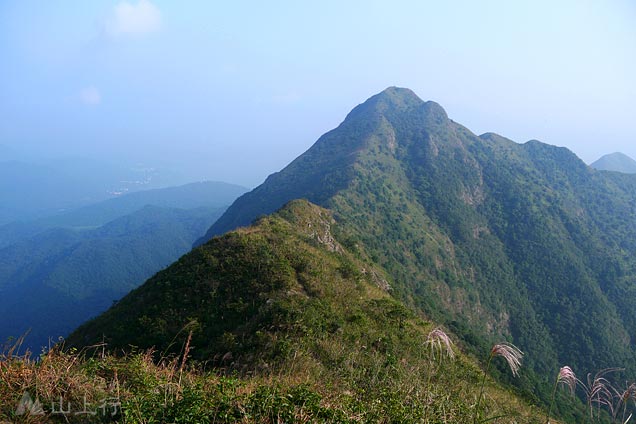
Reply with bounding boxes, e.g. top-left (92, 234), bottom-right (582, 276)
top-left (195, 87), bottom-right (636, 386)
top-left (71, 87), bottom-right (636, 418)
top-left (196, 87), bottom-right (452, 244)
